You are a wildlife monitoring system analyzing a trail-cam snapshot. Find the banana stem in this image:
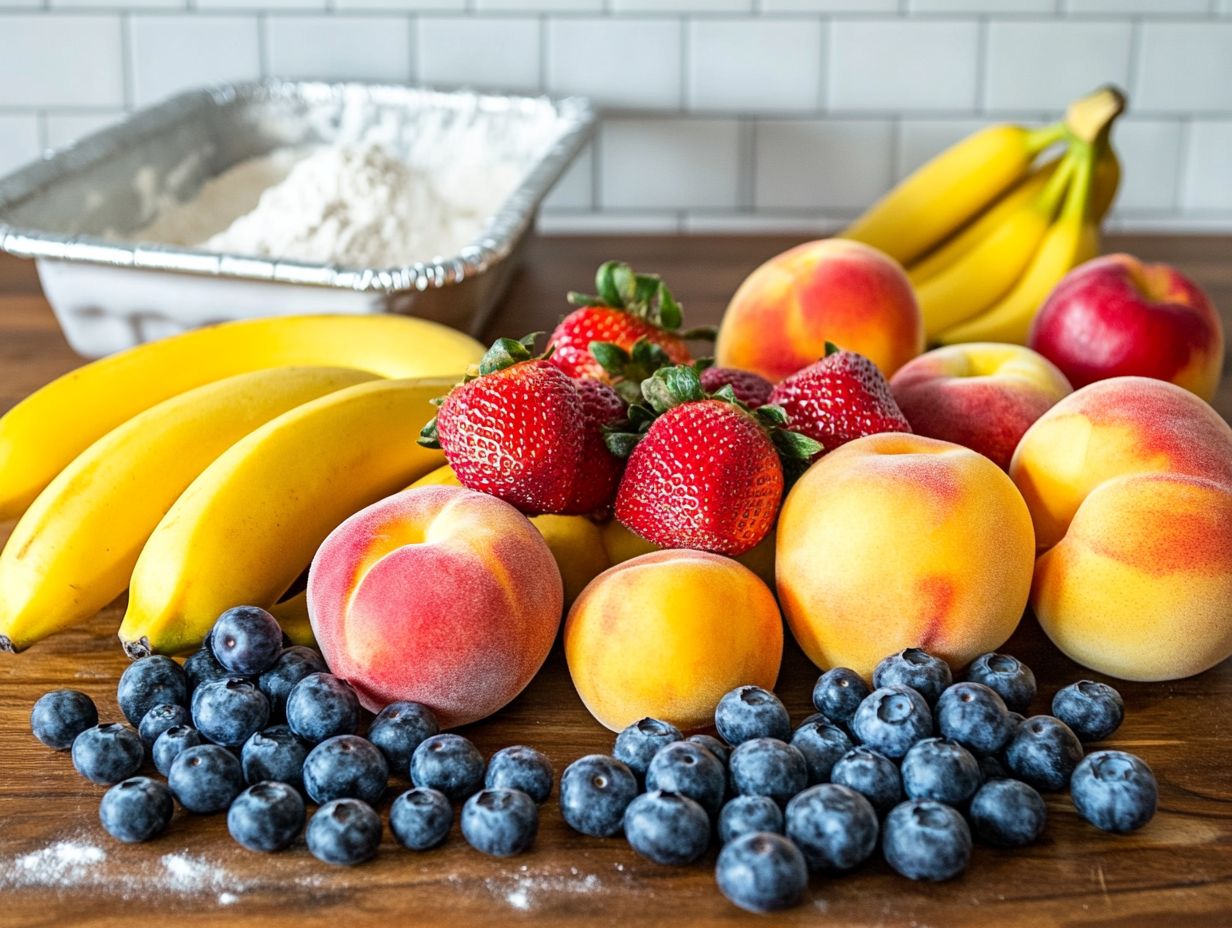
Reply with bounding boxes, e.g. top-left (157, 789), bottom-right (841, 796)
top-left (1024, 121), bottom-right (1067, 155)
top-left (1061, 140), bottom-right (1096, 224)
top-left (1036, 149), bottom-right (1078, 219)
